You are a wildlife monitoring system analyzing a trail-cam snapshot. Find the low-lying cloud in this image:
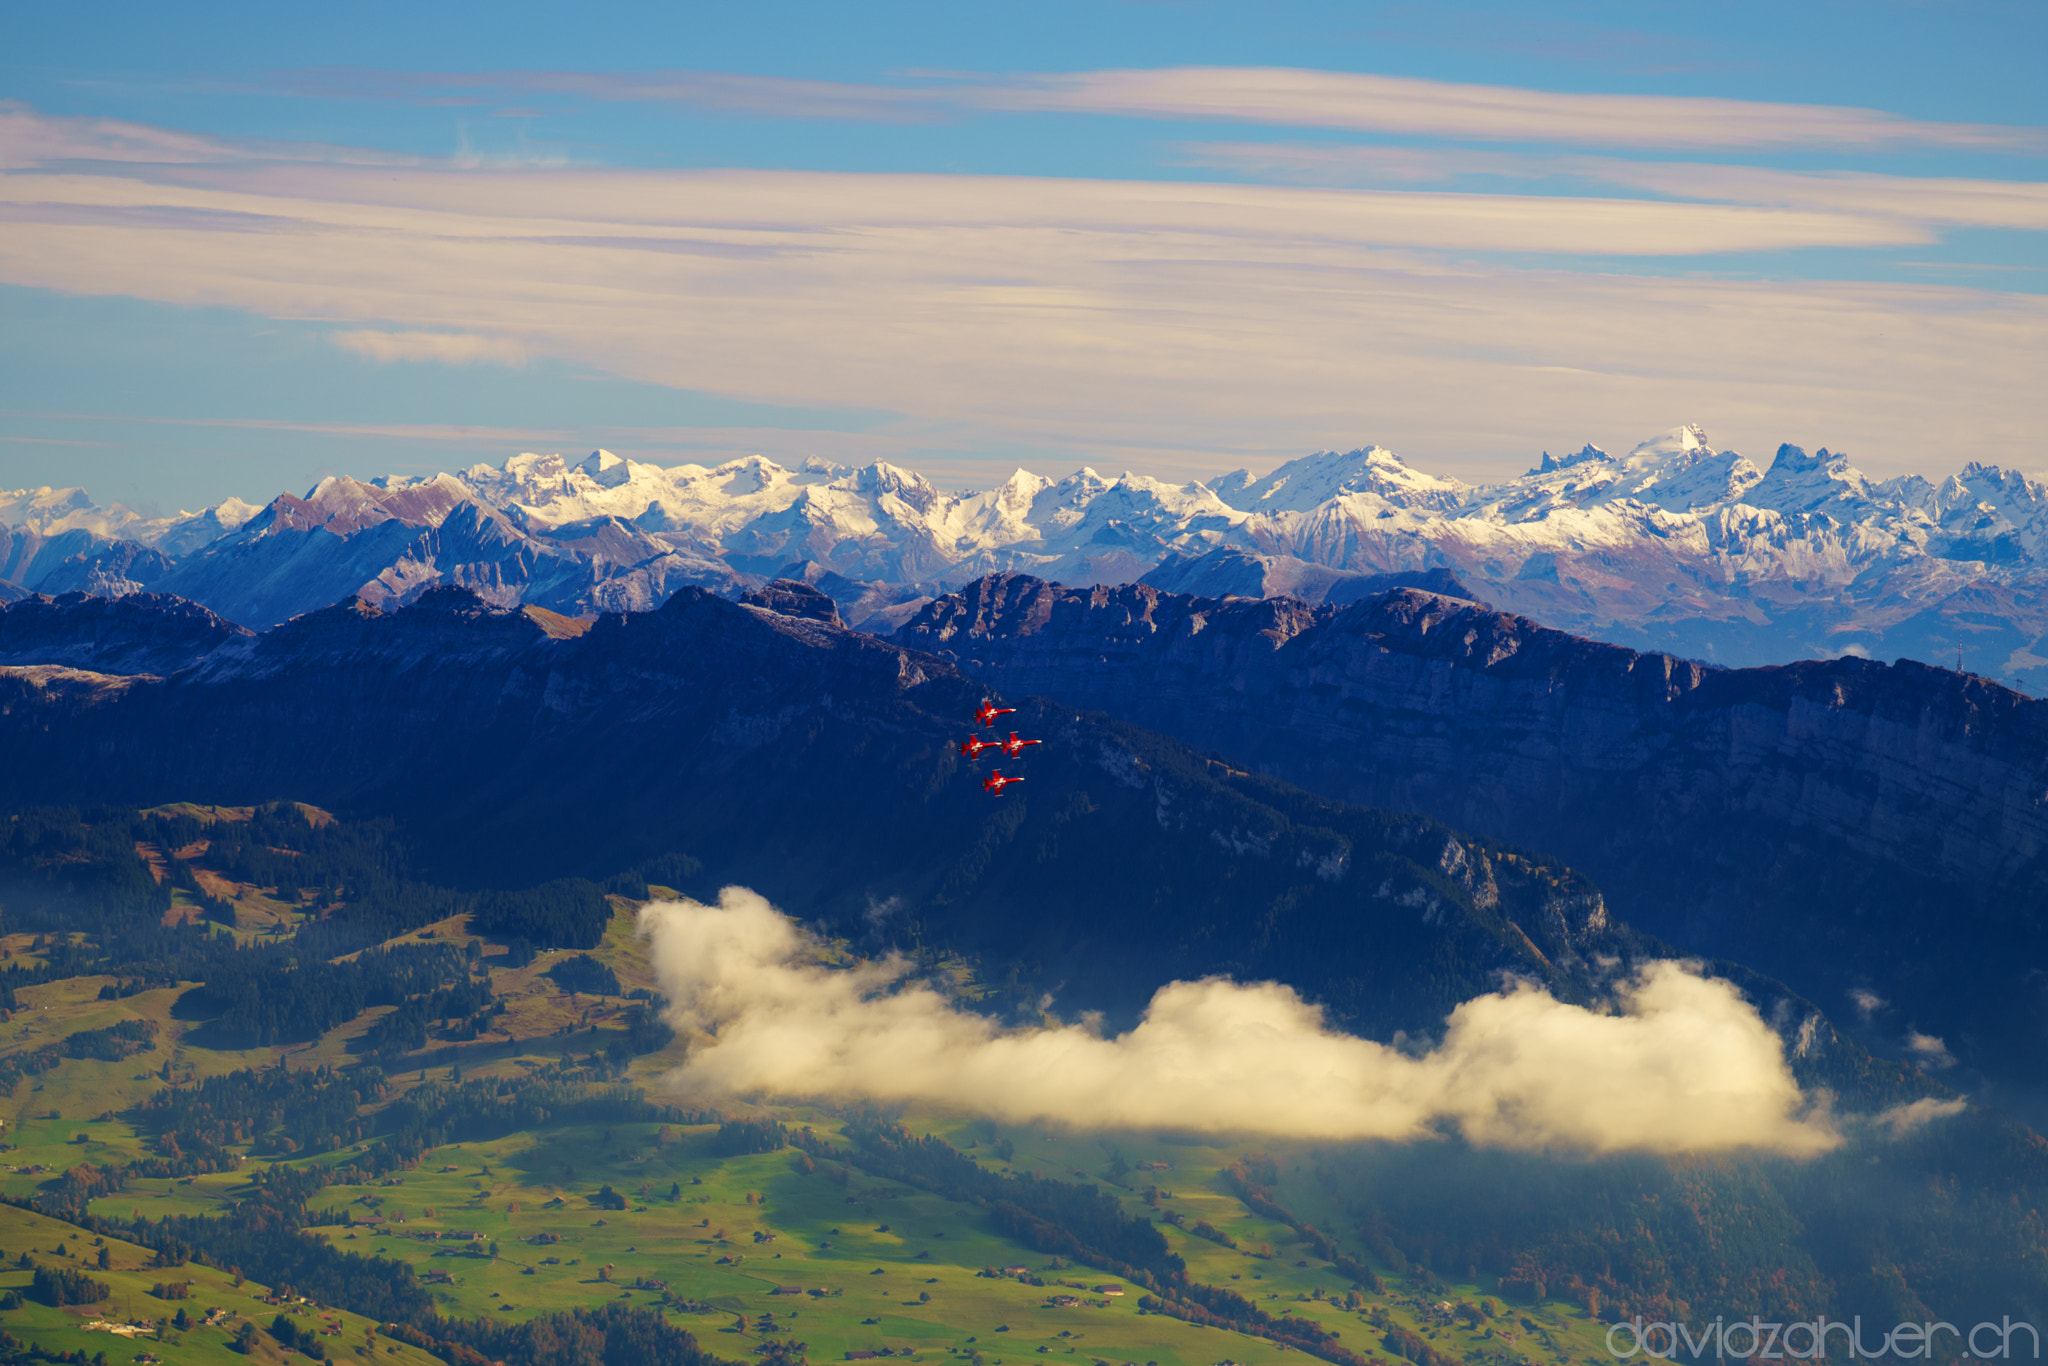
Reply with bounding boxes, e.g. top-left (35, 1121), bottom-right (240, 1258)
top-left (640, 888), bottom-right (1839, 1156)
top-left (1907, 1030), bottom-right (1957, 1070)
top-left (1874, 1097), bottom-right (1966, 1137)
